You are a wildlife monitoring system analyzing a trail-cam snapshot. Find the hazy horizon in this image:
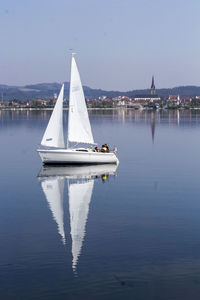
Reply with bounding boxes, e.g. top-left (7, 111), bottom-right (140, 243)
top-left (1, 0), bottom-right (200, 91)
top-left (1, 81), bottom-right (200, 93)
